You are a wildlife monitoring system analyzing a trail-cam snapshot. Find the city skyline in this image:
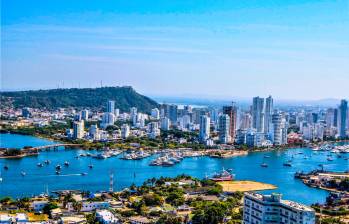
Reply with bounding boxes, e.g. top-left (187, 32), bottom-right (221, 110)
top-left (2, 0), bottom-right (349, 100)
